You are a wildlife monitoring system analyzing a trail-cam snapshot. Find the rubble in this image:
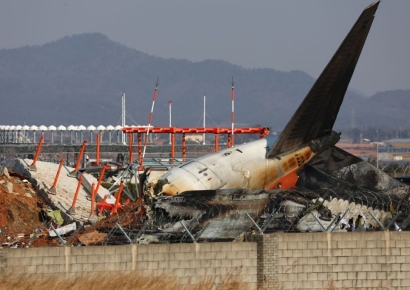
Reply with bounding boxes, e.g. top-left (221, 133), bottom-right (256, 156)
top-left (74, 156), bottom-right (409, 245)
top-left (49, 222), bottom-right (76, 237)
top-left (0, 171), bottom-right (56, 248)
top-left (1, 147), bottom-right (410, 249)
top-left (78, 231), bottom-right (107, 245)
top-left (0, 158), bottom-right (122, 248)
top-left (13, 159), bottom-right (115, 222)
